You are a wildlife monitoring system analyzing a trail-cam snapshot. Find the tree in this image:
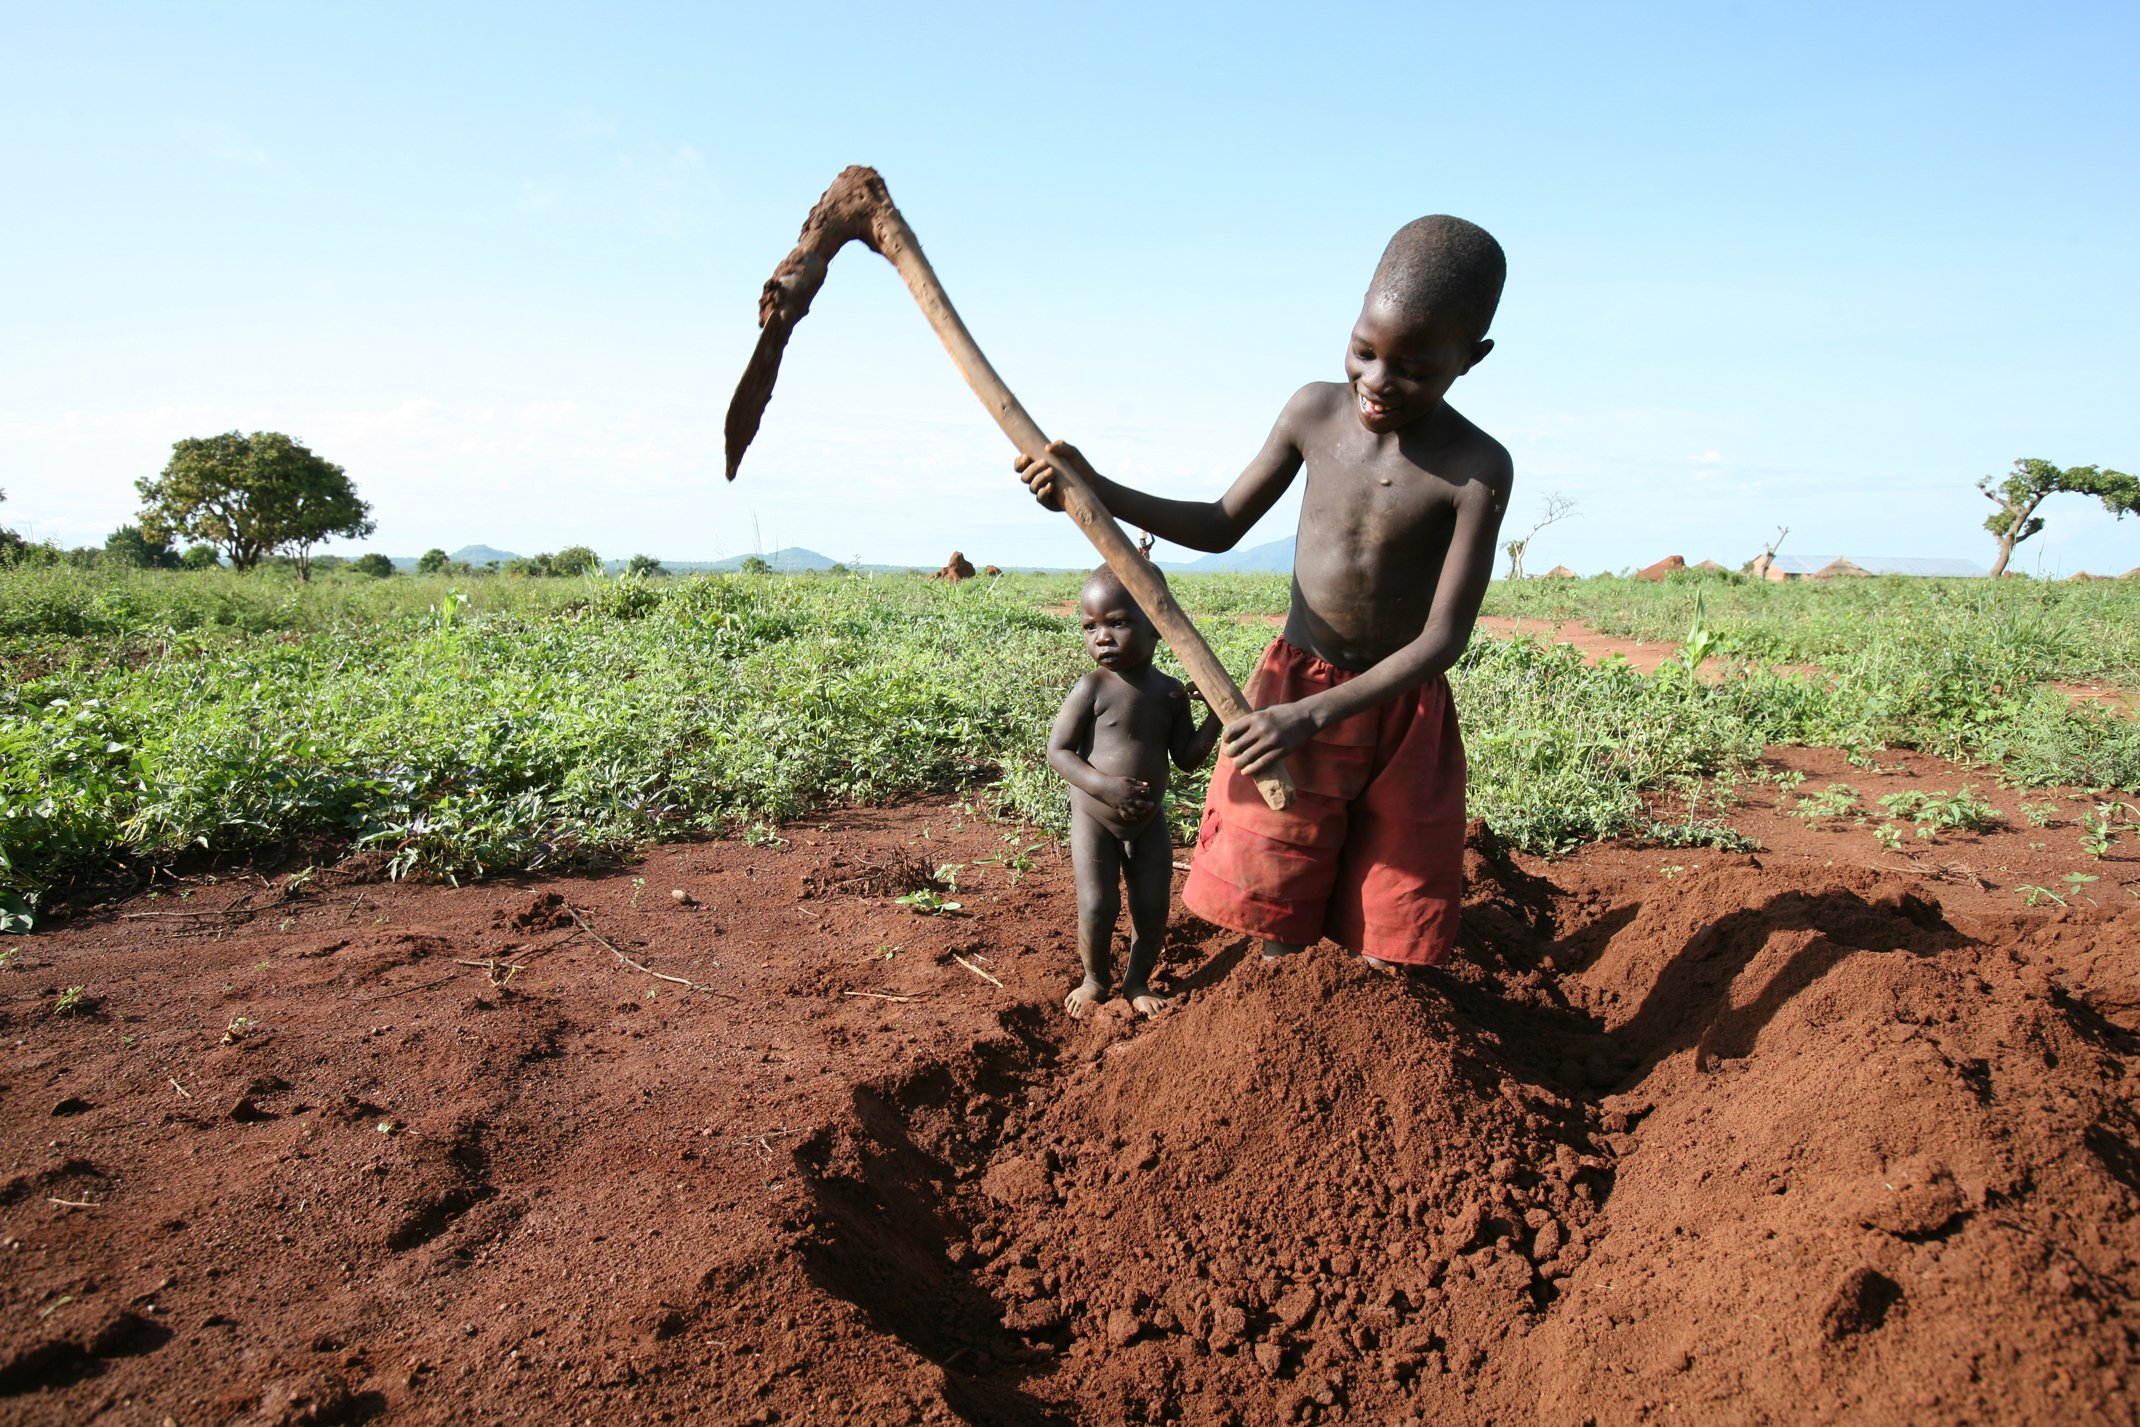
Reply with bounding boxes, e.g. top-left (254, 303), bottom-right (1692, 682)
top-left (0, 487), bottom-right (21, 563)
top-left (136, 431), bottom-right (374, 578)
top-left (104, 524), bottom-right (182, 569)
top-left (181, 543), bottom-right (221, 570)
top-left (1502, 493), bottom-right (1577, 580)
top-left (416, 547), bottom-right (451, 576)
top-left (348, 552), bottom-right (395, 578)
top-left (1980, 458), bottom-right (2139, 577)
top-left (624, 553), bottom-right (667, 577)
top-left (738, 555), bottom-right (773, 576)
top-left (550, 545), bottom-right (601, 577)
